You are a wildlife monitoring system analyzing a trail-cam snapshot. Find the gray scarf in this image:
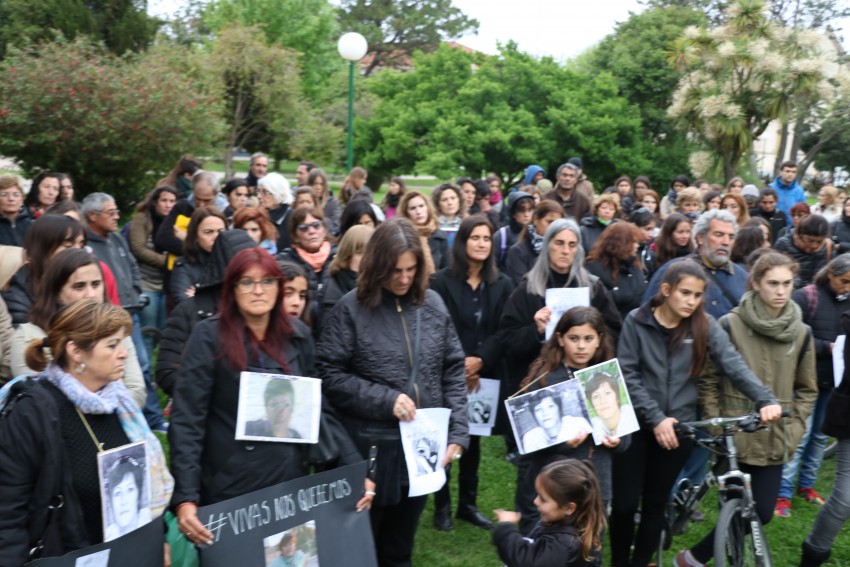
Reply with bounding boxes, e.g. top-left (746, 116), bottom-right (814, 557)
top-left (735, 290), bottom-right (802, 343)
